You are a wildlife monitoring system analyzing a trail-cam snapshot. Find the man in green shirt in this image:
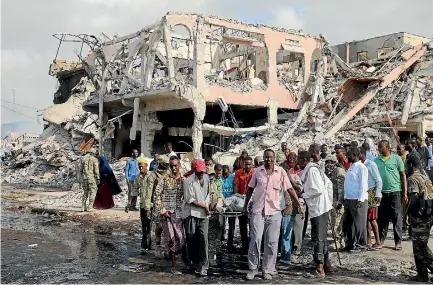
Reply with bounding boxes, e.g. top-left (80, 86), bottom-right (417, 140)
top-left (374, 140), bottom-right (407, 250)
